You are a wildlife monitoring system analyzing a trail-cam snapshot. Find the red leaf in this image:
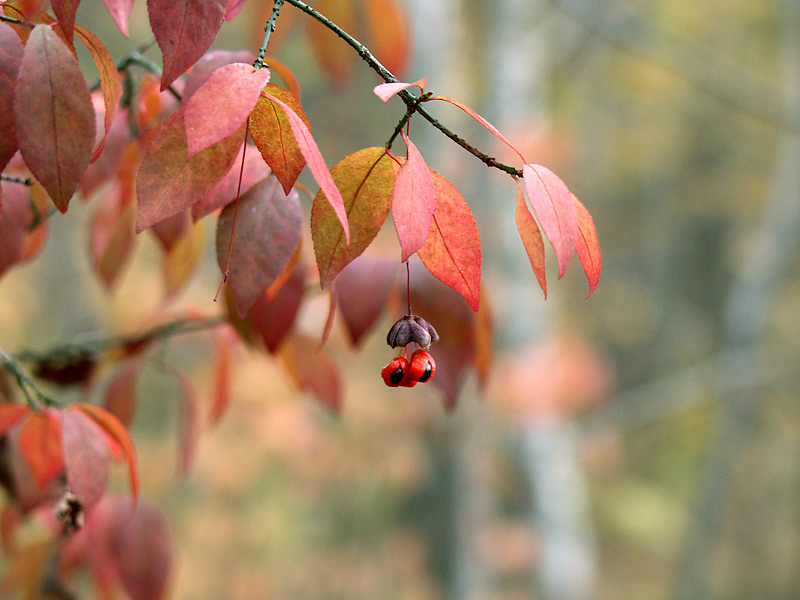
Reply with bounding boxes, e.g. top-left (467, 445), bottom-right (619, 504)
top-left (0, 404), bottom-right (31, 436)
top-left (265, 91), bottom-right (350, 243)
top-left (373, 78), bottom-right (427, 103)
top-left (431, 95), bottom-right (526, 163)
top-left (364, 0), bottom-right (410, 77)
top-left (418, 170), bottom-right (481, 311)
top-left (225, 0), bottom-right (246, 20)
top-left (216, 176), bottom-right (303, 316)
top-left (182, 49), bottom-right (255, 101)
top-left (51, 0), bottom-right (79, 41)
top-left (14, 25), bottom-right (95, 212)
top-left (90, 185), bottom-right (137, 290)
top-left (250, 84), bottom-right (310, 194)
top-left (76, 403), bottom-right (138, 500)
top-left (208, 327), bottom-right (235, 426)
top-left (336, 255), bottom-right (398, 345)
top-left (148, 0), bottom-right (227, 91)
top-left (102, 0), bottom-right (136, 36)
top-left (0, 182), bottom-right (31, 278)
top-left (102, 357), bottom-right (141, 428)
top-left (311, 147), bottom-right (395, 288)
top-left (150, 209), bottom-right (191, 252)
top-left (280, 333), bottom-right (342, 411)
top-left (0, 23), bottom-right (23, 171)
top-left (306, 0), bottom-right (356, 83)
top-left (19, 409), bottom-right (64, 489)
top-left (522, 164), bottom-right (579, 278)
top-left (573, 195), bottom-right (601, 297)
top-left (75, 24), bottom-right (123, 163)
top-left (192, 143), bottom-right (270, 221)
top-left (110, 498), bottom-right (173, 600)
top-left (174, 370), bottom-right (200, 476)
top-left (393, 133), bottom-right (436, 261)
top-left (515, 181), bottom-right (547, 298)
top-left (62, 408), bottom-right (111, 510)
top-left (135, 105), bottom-right (244, 232)
top-left (184, 63), bottom-right (270, 158)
